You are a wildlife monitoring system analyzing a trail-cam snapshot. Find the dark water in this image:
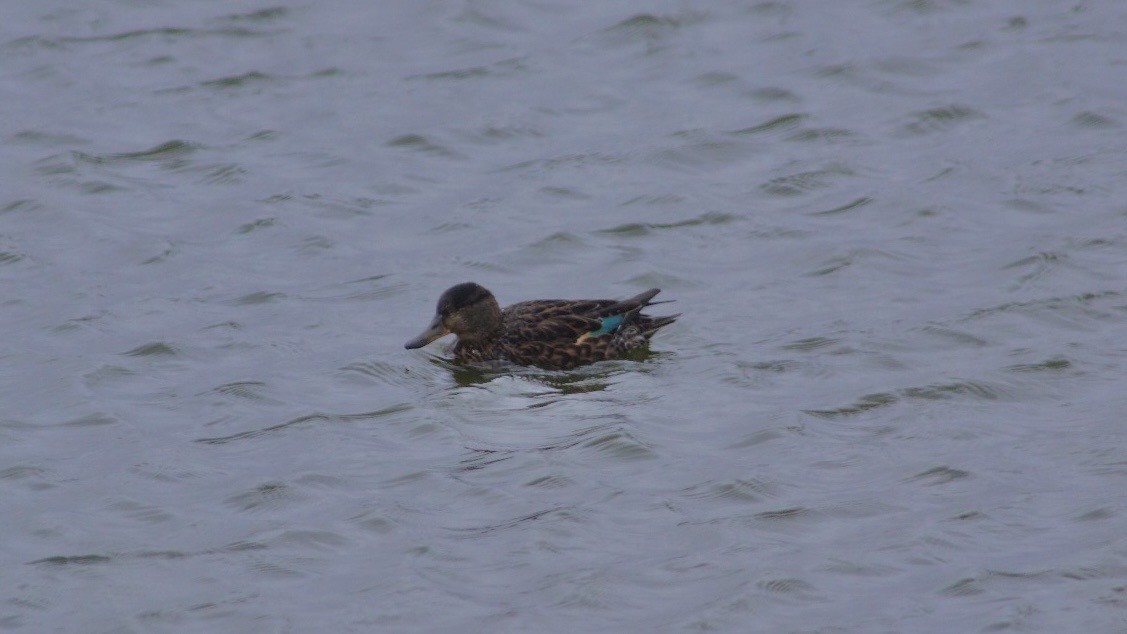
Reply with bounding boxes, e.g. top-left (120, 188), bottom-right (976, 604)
top-left (4, 1), bottom-right (1127, 631)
